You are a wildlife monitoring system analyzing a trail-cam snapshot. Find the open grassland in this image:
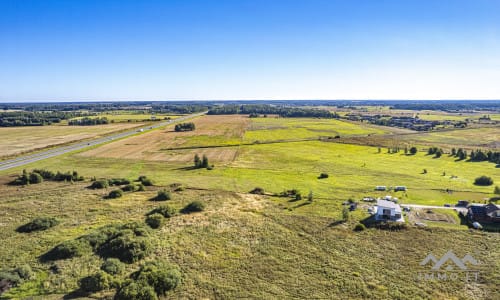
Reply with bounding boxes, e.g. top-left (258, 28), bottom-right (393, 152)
top-left (79, 115), bottom-right (248, 164)
top-left (0, 177), bottom-right (498, 300)
top-left (243, 117), bottom-right (389, 142)
top-left (399, 127), bottom-right (500, 149)
top-left (0, 123), bottom-right (144, 158)
top-left (1, 115), bottom-right (499, 299)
